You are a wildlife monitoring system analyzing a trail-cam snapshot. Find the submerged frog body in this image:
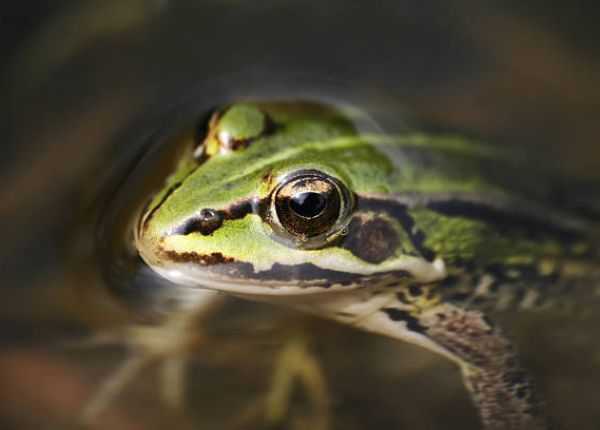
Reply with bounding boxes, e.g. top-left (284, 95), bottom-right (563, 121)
top-left (113, 101), bottom-right (599, 430)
